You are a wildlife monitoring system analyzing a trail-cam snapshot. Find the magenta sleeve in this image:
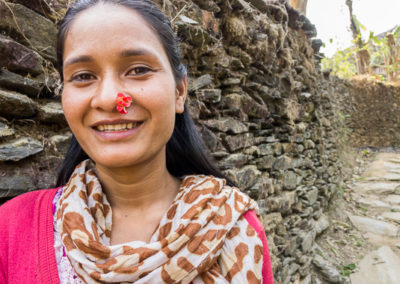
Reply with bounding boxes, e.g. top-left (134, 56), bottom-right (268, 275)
top-left (243, 210), bottom-right (274, 284)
